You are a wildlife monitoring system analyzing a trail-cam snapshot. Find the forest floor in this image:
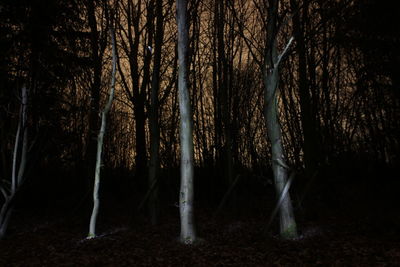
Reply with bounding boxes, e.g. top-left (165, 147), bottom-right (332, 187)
top-left (1, 177), bottom-right (400, 266)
